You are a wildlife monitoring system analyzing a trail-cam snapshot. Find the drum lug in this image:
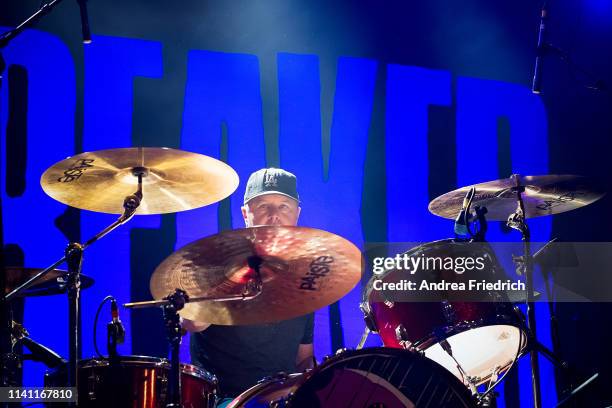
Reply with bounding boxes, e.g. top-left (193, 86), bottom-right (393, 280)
top-left (384, 300), bottom-right (394, 308)
top-left (441, 300), bottom-right (456, 325)
top-left (87, 372), bottom-right (98, 400)
top-left (359, 302), bottom-right (378, 332)
top-left (270, 391), bottom-right (293, 407)
top-left (159, 372), bottom-right (169, 402)
top-left (395, 324), bottom-right (414, 350)
top-left (490, 365), bottom-right (501, 383)
top-left (321, 355), bottom-right (331, 363)
top-left (258, 371), bottom-right (289, 384)
top-left (206, 391), bottom-right (218, 408)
